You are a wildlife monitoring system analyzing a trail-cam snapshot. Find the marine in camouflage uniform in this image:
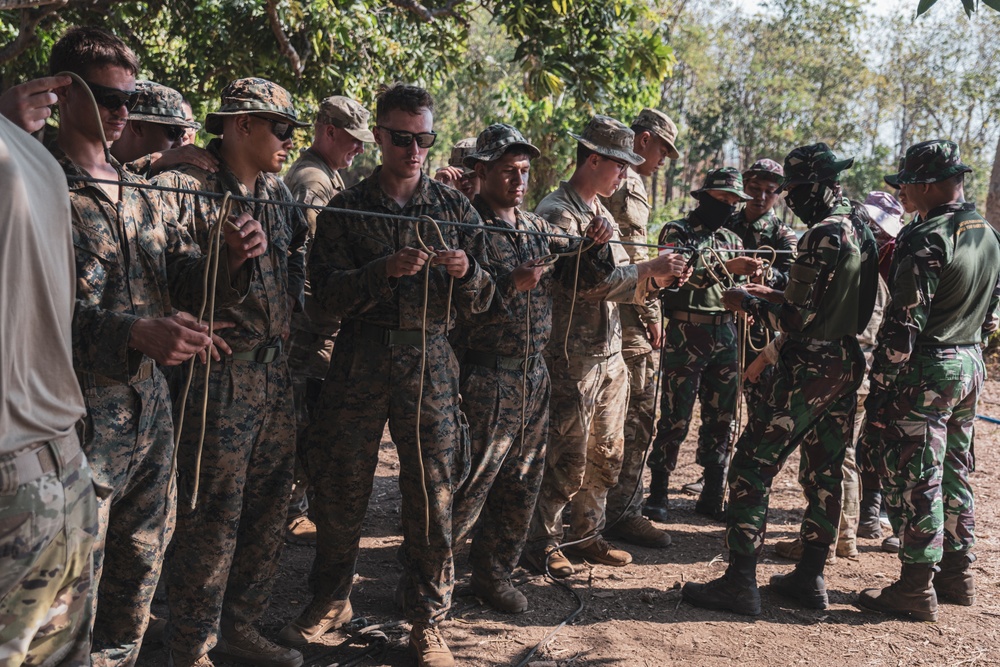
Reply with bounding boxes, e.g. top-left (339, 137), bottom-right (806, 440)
top-left (112, 81), bottom-right (202, 179)
top-left (646, 168), bottom-right (755, 523)
top-left (600, 109), bottom-right (679, 549)
top-left (859, 141), bottom-right (1000, 622)
top-left (449, 124), bottom-right (616, 612)
top-left (153, 78), bottom-right (309, 666)
top-left (283, 85), bottom-right (494, 667)
top-left (682, 143), bottom-right (877, 616)
top-left (282, 96), bottom-right (374, 542)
